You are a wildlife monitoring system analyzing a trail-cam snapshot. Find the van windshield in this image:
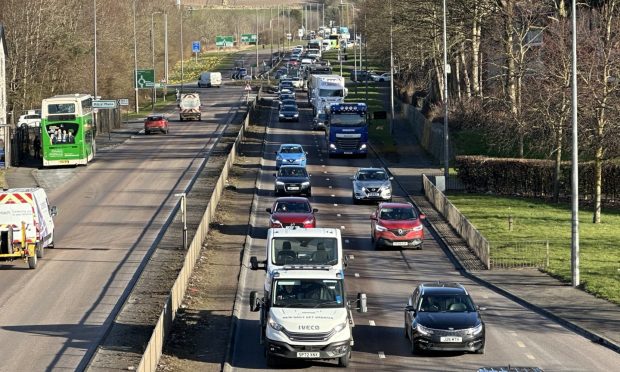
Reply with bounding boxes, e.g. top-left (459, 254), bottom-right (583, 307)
top-left (271, 237), bottom-right (338, 266)
top-left (272, 279), bottom-right (345, 308)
